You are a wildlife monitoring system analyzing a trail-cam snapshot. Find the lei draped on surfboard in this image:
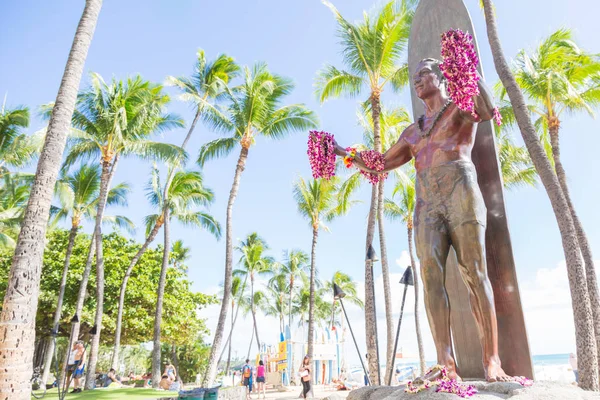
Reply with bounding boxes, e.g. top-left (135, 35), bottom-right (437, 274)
top-left (440, 29), bottom-right (502, 126)
top-left (306, 131), bottom-right (387, 184)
